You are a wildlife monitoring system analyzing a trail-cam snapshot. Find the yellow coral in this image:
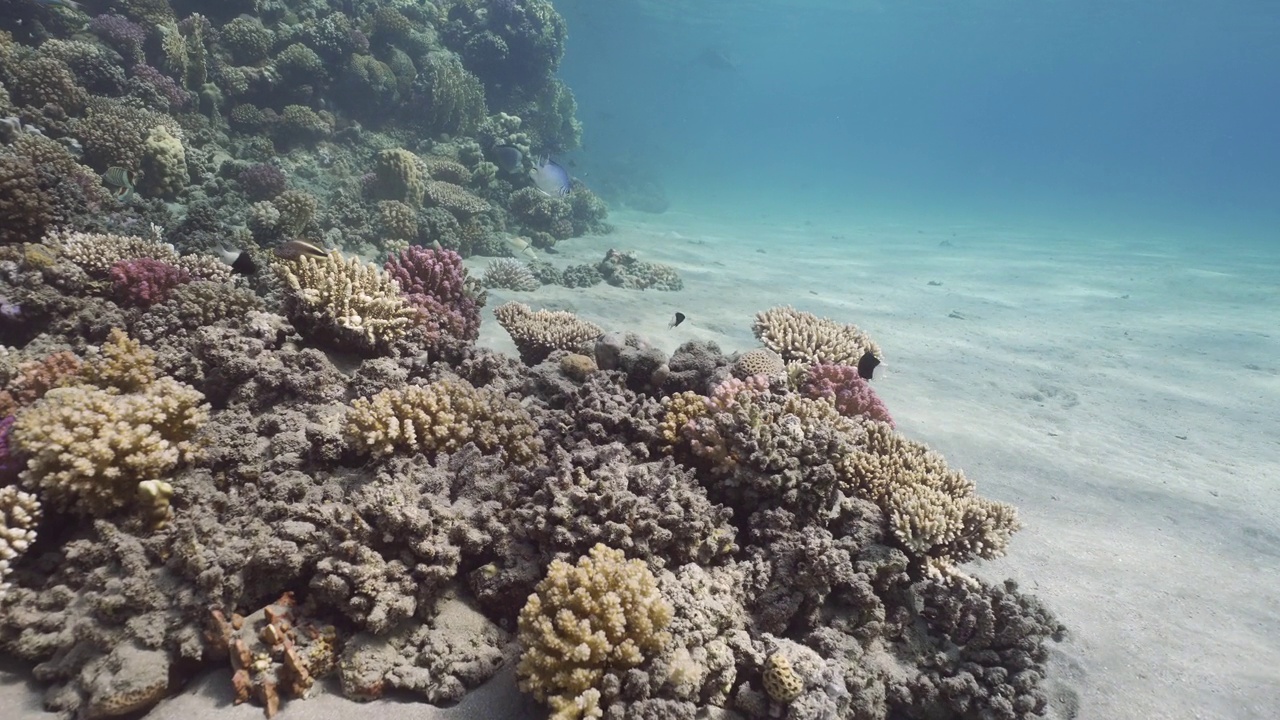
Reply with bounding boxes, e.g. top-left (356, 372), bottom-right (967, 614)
top-left (836, 420), bottom-right (1021, 564)
top-left (10, 375), bottom-right (207, 518)
top-left (276, 251), bottom-right (418, 353)
top-left (657, 392), bottom-right (707, 448)
top-left (517, 544), bottom-right (672, 720)
top-left (344, 377), bottom-right (542, 464)
top-left (78, 328), bottom-right (158, 392)
top-left (761, 653), bottom-right (803, 703)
